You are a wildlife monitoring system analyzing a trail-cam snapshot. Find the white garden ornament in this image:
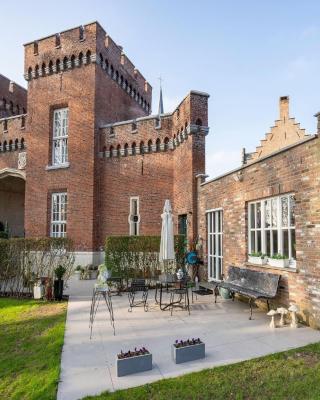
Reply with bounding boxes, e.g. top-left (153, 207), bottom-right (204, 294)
top-left (267, 309), bottom-right (278, 328)
top-left (288, 304), bottom-right (300, 328)
top-left (277, 307), bottom-right (288, 327)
